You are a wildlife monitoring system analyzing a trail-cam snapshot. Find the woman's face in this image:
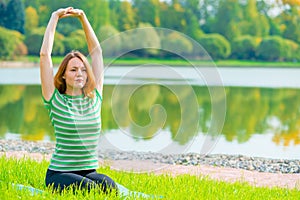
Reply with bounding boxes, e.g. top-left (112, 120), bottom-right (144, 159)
top-left (64, 57), bottom-right (87, 91)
